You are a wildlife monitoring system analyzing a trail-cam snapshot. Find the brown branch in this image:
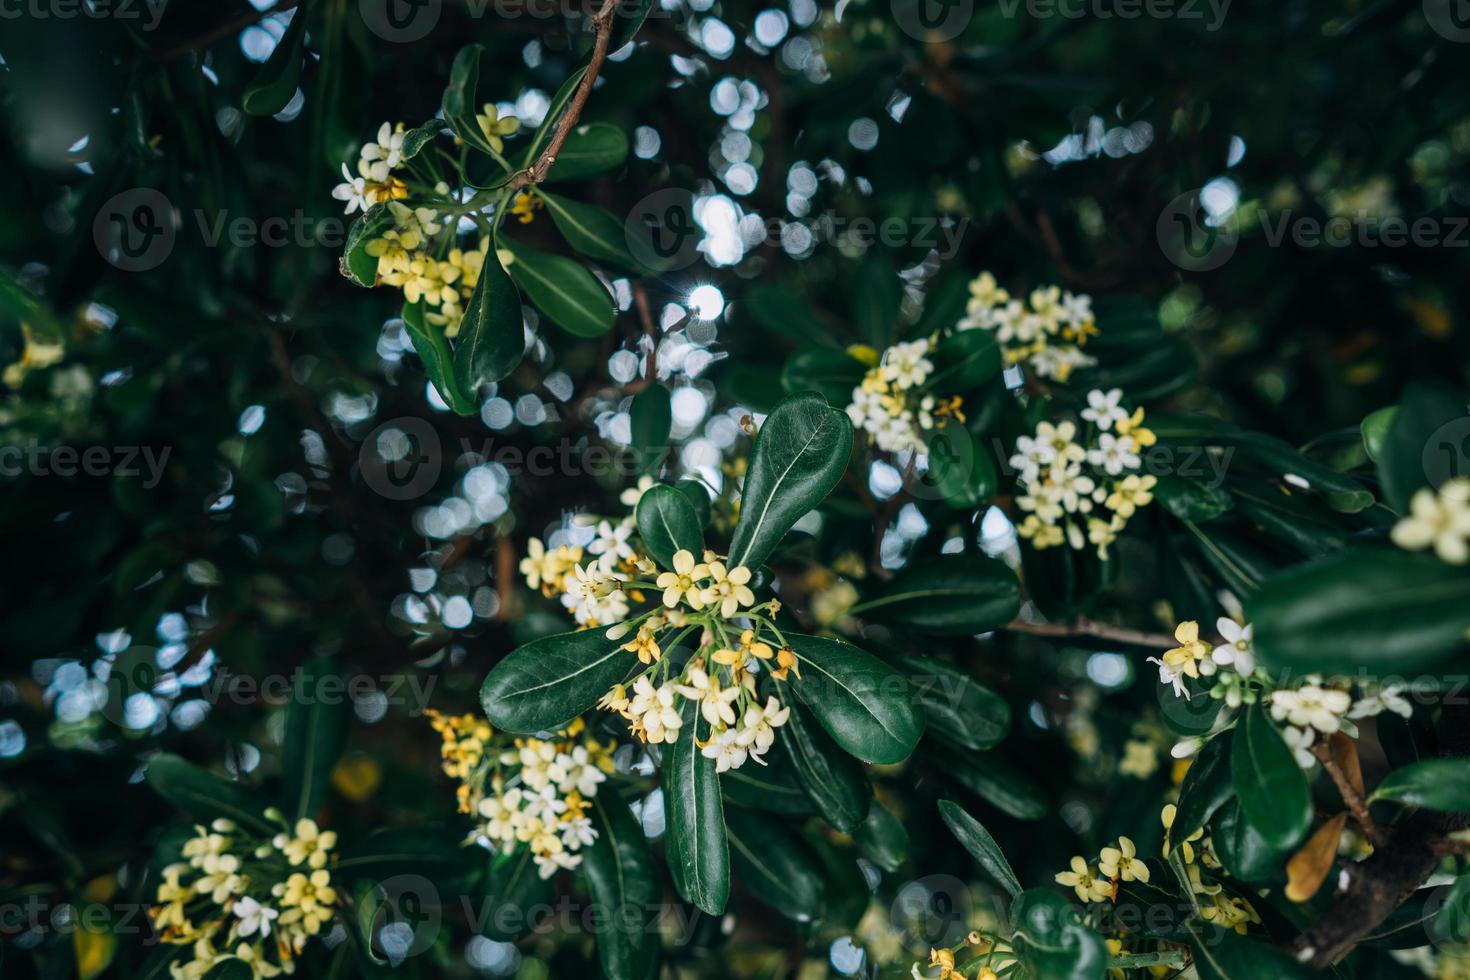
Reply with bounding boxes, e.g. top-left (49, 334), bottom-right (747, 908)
top-left (1290, 700), bottom-right (1470, 968)
top-left (504, 0), bottom-right (621, 193)
top-left (1002, 617), bottom-right (1181, 649)
top-left (1312, 737), bottom-right (1386, 848)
